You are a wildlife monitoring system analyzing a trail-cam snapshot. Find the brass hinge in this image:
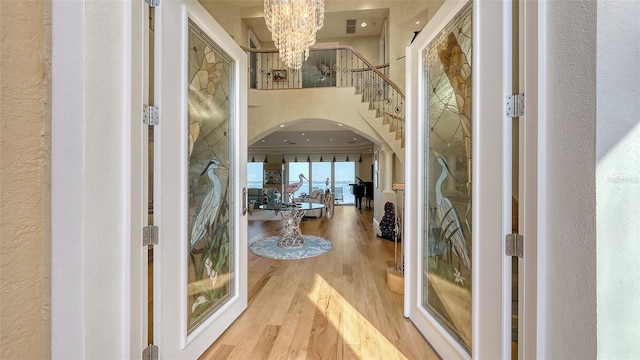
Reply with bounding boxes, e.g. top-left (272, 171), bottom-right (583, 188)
top-left (505, 233), bottom-right (524, 258)
top-left (143, 225), bottom-right (158, 246)
top-left (142, 344), bottom-right (158, 360)
top-left (506, 93), bottom-right (525, 118)
top-left (143, 105), bottom-right (159, 126)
